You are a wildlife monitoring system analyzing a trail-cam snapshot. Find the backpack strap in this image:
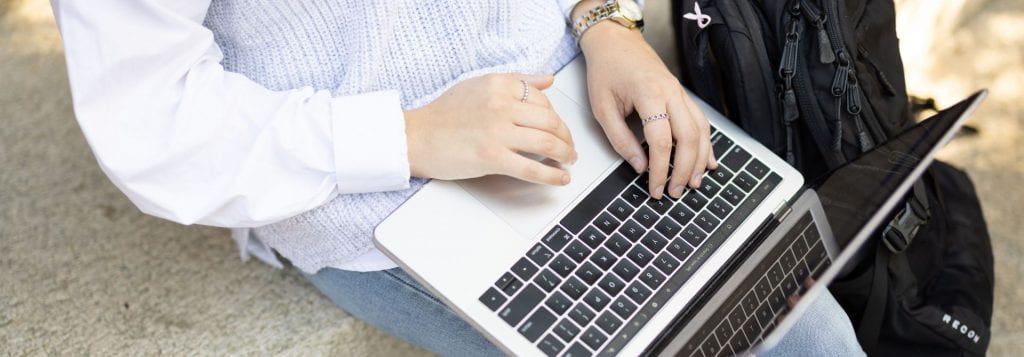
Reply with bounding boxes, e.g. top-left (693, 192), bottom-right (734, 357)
top-left (856, 180), bottom-right (930, 353)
